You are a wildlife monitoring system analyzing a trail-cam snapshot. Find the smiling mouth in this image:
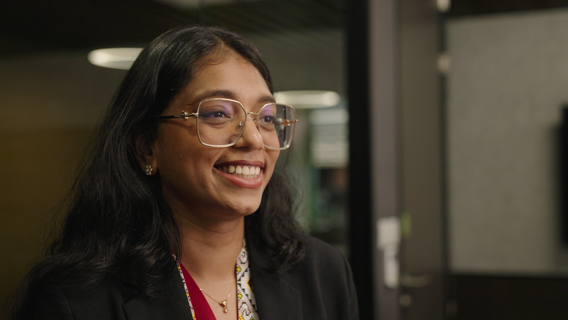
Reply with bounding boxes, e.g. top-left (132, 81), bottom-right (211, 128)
top-left (217, 165), bottom-right (262, 179)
